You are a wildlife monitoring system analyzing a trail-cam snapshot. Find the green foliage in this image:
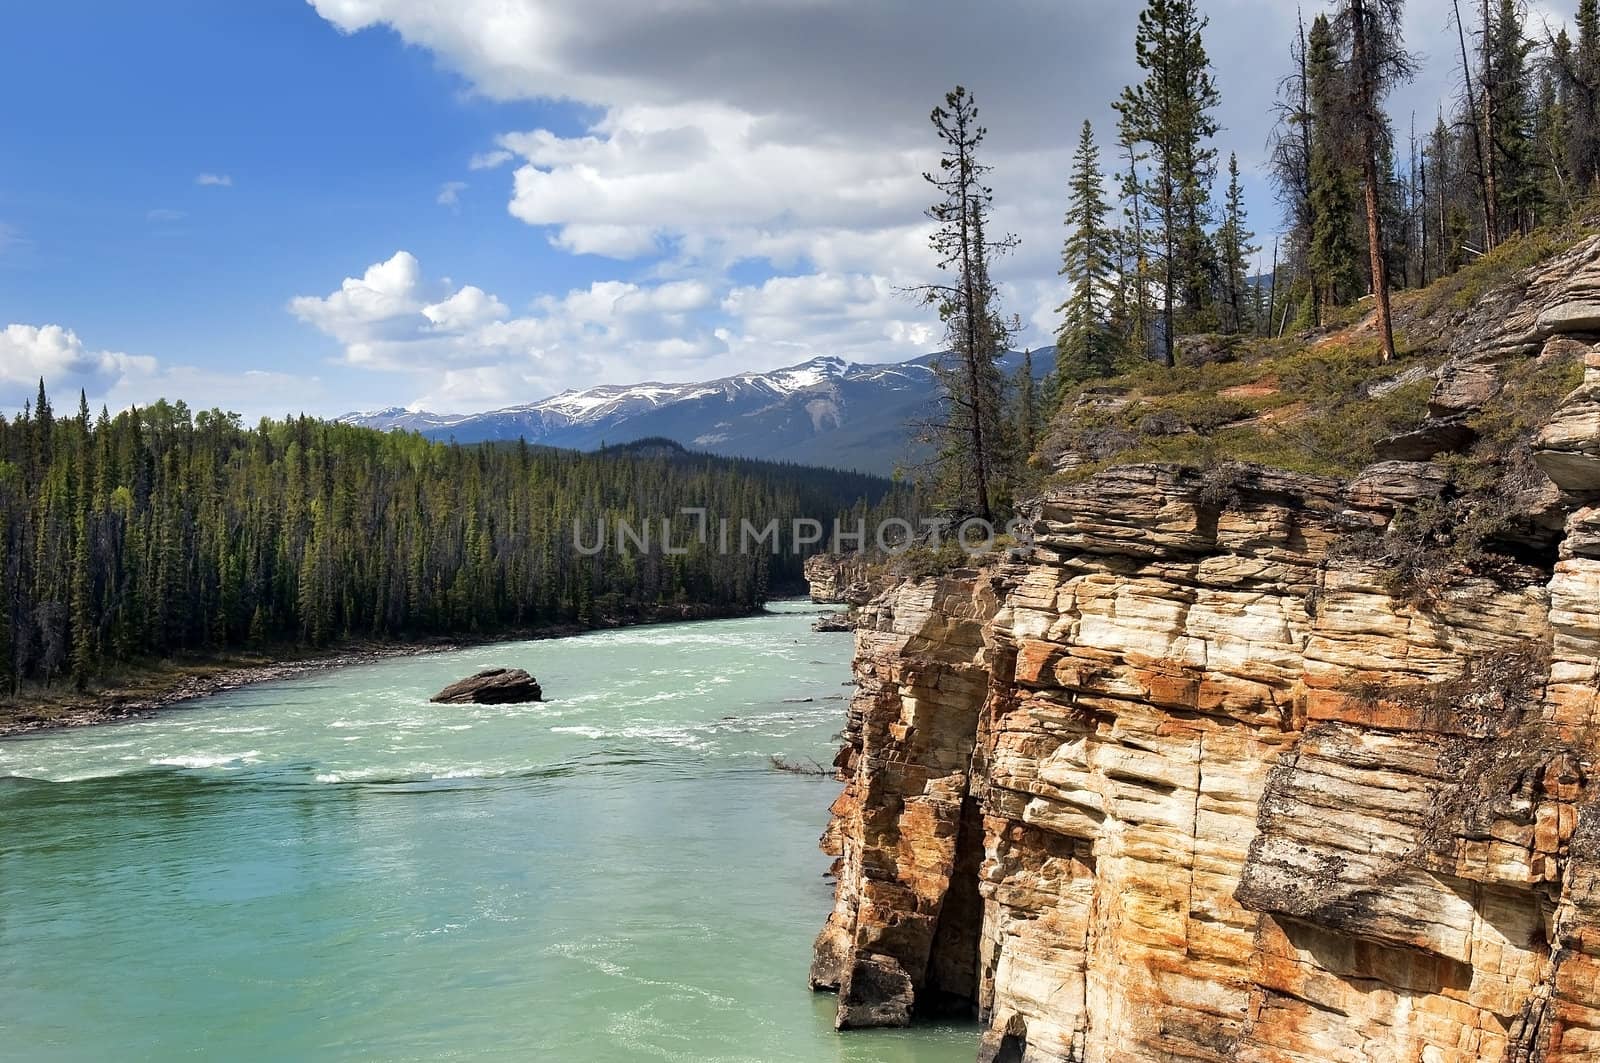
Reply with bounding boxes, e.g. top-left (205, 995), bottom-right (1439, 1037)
top-left (918, 86), bottom-right (1019, 522)
top-left (1044, 331), bottom-right (1440, 481)
top-left (1056, 120), bottom-right (1118, 386)
top-left (1215, 152), bottom-right (1258, 334)
top-left (1305, 13), bottom-right (1367, 312)
top-left (1115, 0), bottom-right (1222, 364)
top-left (0, 390), bottom-right (910, 691)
